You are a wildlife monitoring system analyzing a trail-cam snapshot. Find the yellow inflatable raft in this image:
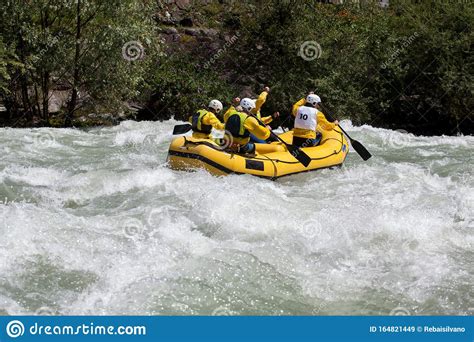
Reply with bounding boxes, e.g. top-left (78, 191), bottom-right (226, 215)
top-left (167, 127), bottom-right (349, 180)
